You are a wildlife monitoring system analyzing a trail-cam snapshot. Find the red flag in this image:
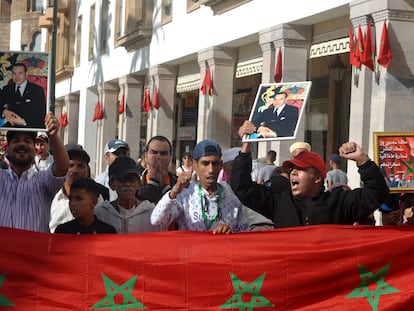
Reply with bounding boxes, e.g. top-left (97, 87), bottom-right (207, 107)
top-left (142, 89), bottom-right (151, 112)
top-left (153, 86), bottom-right (160, 110)
top-left (200, 65), bottom-right (213, 96)
top-left (93, 102), bottom-right (104, 121)
top-left (361, 22), bottom-right (375, 71)
top-left (1, 226), bottom-right (414, 309)
top-left (118, 93), bottom-right (125, 114)
top-left (348, 26), bottom-right (358, 68)
top-left (355, 25), bottom-right (364, 69)
top-left (274, 47), bottom-right (282, 83)
top-left (59, 112), bottom-right (68, 128)
top-left (377, 20), bottom-right (392, 68)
